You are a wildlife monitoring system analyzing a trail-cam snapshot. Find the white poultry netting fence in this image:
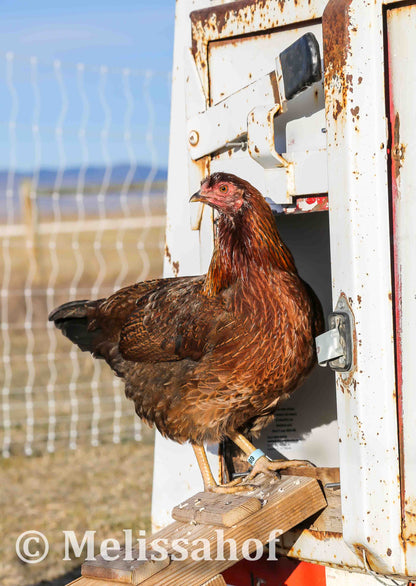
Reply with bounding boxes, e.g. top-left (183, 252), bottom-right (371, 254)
top-left (0, 53), bottom-right (170, 457)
